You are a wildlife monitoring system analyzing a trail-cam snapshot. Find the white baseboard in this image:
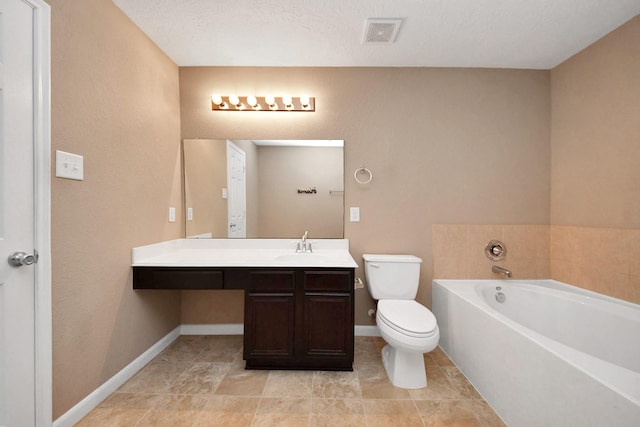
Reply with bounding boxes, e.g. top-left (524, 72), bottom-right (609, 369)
top-left (53, 326), bottom-right (181, 427)
top-left (181, 323), bottom-right (244, 335)
top-left (181, 323), bottom-right (379, 337)
top-left (53, 322), bottom-right (379, 426)
top-left (355, 325), bottom-right (381, 336)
